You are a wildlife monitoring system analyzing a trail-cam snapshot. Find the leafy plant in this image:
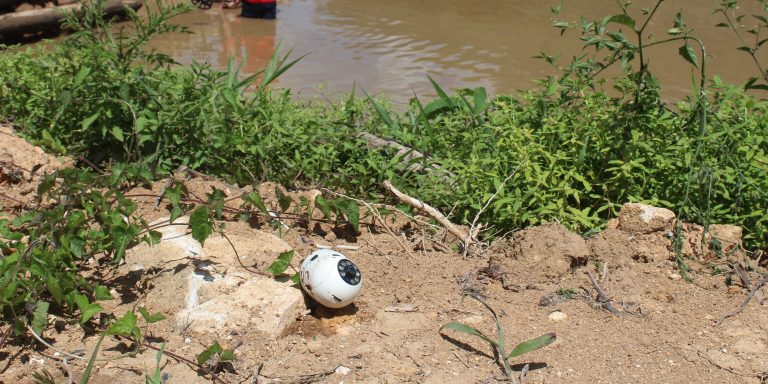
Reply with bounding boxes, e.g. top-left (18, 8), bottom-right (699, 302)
top-left (145, 343), bottom-right (167, 384)
top-left (197, 341), bottom-right (237, 372)
top-left (555, 288), bottom-right (577, 300)
top-left (440, 295), bottom-right (556, 383)
top-left (267, 250), bottom-right (301, 284)
top-left (714, 0), bottom-right (768, 91)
